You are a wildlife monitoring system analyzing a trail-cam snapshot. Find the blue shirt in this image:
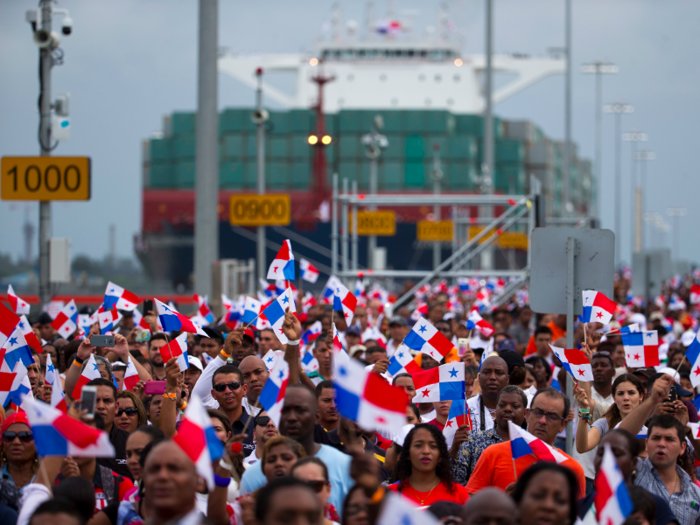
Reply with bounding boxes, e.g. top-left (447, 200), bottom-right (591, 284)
top-left (240, 444), bottom-right (354, 516)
